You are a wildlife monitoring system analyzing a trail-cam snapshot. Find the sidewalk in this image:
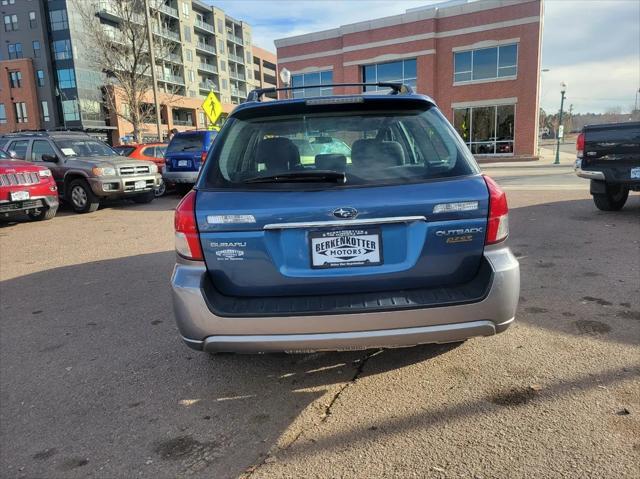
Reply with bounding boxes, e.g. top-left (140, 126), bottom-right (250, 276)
top-left (481, 147), bottom-right (575, 169)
